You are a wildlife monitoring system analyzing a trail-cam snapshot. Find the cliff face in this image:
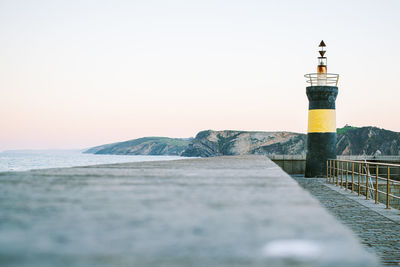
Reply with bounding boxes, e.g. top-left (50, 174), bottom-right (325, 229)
top-left (84, 127), bottom-right (400, 157)
top-left (84, 137), bottom-right (191, 156)
top-left (336, 126), bottom-right (400, 156)
top-left (181, 130), bottom-right (306, 157)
